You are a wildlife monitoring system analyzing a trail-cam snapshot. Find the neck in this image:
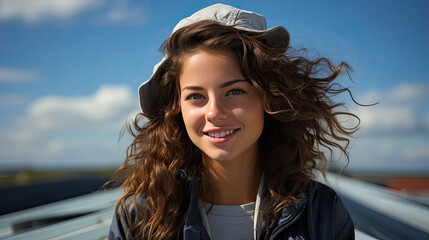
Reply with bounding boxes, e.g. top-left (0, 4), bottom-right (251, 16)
top-left (201, 149), bottom-right (261, 205)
